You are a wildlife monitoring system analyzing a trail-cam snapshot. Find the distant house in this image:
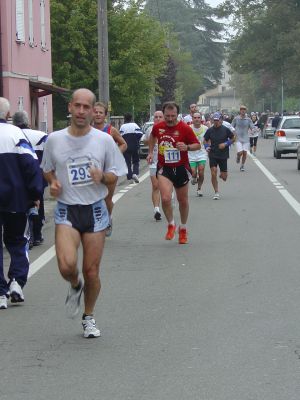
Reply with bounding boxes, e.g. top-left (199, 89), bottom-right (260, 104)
top-left (0, 0), bottom-right (68, 132)
top-left (197, 61), bottom-right (241, 114)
